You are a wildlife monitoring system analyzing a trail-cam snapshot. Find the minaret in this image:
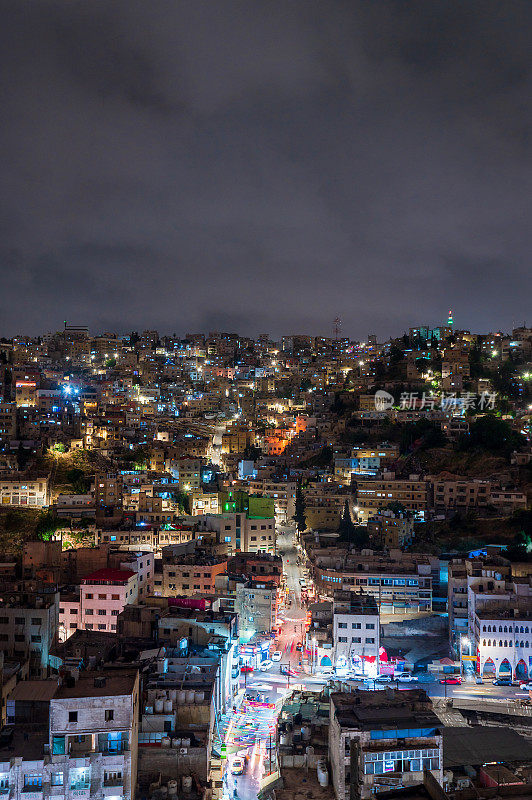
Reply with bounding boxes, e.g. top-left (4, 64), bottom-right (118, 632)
top-left (448, 309), bottom-right (454, 328)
